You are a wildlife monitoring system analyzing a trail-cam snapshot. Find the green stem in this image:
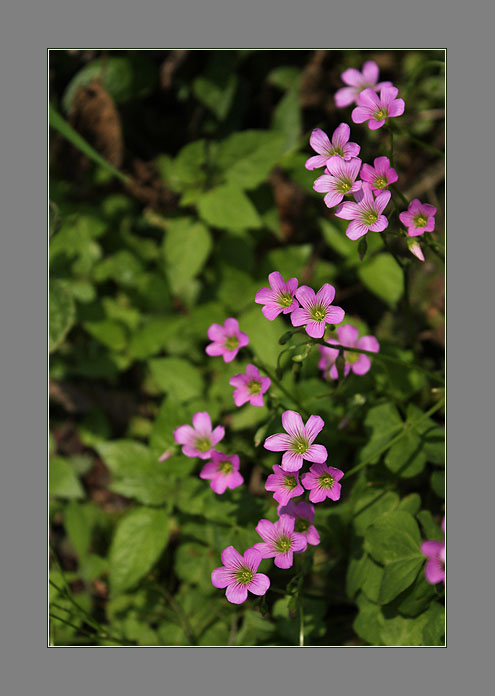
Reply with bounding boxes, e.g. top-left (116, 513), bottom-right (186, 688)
top-left (388, 121), bottom-right (395, 168)
top-left (345, 397), bottom-right (444, 478)
top-left (311, 339), bottom-right (444, 384)
top-left (250, 350), bottom-right (310, 416)
top-left (299, 600), bottom-right (305, 648)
